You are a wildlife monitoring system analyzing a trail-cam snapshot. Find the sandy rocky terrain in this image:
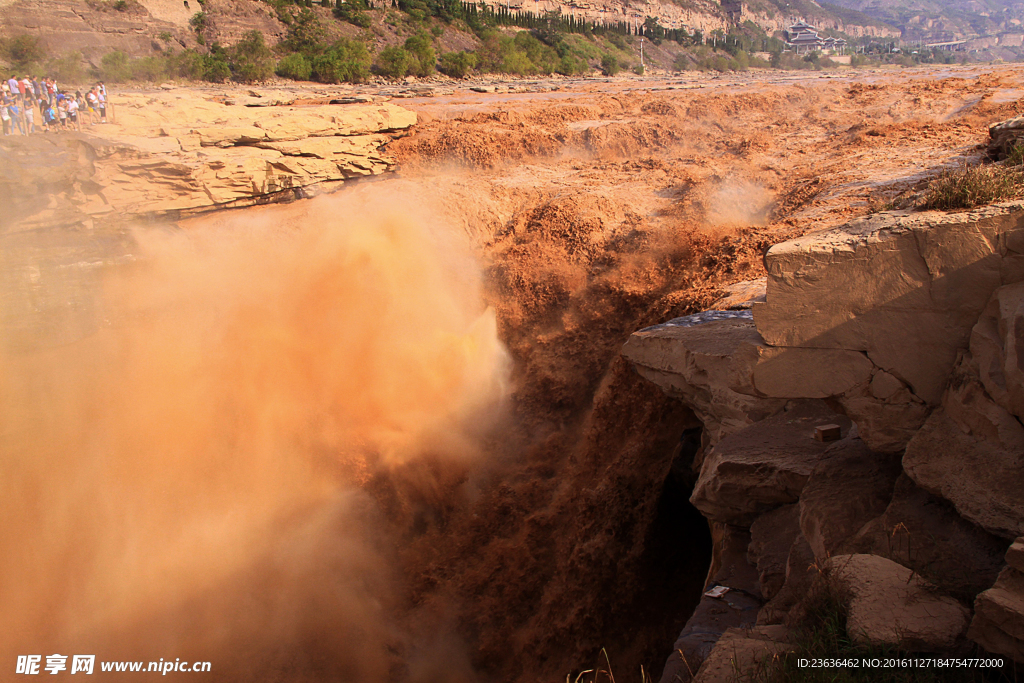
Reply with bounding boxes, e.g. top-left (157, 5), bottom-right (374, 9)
top-left (3, 63), bottom-right (1024, 682)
